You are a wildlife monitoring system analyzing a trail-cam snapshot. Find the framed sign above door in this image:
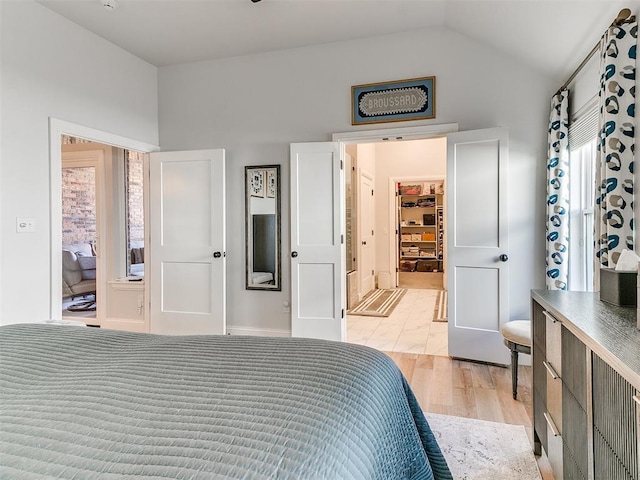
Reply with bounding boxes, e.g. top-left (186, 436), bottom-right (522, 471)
top-left (351, 76), bottom-right (436, 125)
